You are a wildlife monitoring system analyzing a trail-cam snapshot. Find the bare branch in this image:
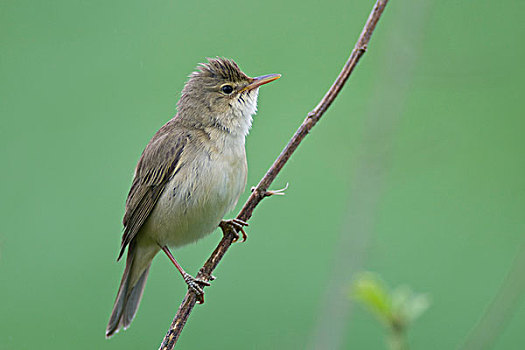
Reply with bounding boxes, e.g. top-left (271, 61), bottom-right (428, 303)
top-left (159, 1), bottom-right (389, 348)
